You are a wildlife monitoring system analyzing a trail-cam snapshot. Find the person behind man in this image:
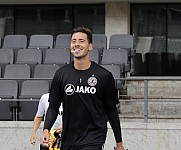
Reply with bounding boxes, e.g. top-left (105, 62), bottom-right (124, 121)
top-left (40, 27), bottom-right (125, 150)
top-left (30, 93), bottom-right (63, 150)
